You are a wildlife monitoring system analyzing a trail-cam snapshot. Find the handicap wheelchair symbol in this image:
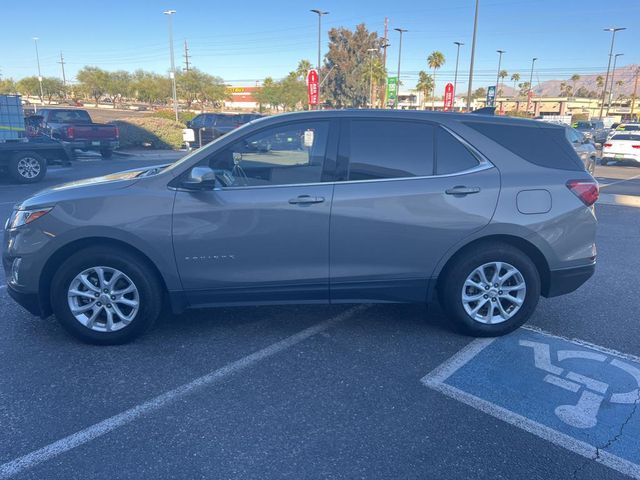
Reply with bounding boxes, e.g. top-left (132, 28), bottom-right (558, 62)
top-left (520, 340), bottom-right (640, 429)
